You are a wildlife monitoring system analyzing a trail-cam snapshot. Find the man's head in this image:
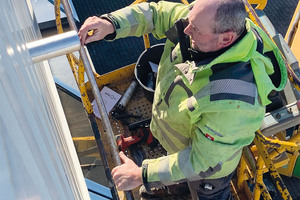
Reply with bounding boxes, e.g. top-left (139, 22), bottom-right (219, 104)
top-left (184, 0), bottom-right (247, 52)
